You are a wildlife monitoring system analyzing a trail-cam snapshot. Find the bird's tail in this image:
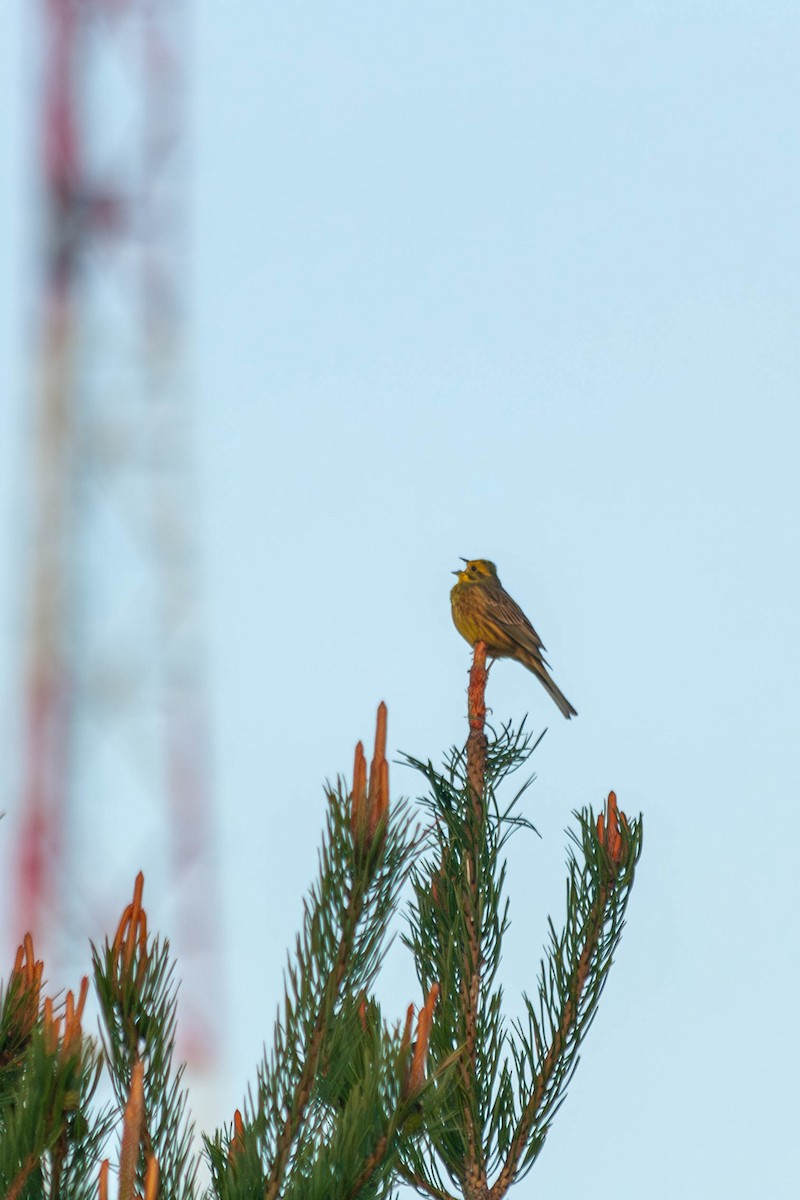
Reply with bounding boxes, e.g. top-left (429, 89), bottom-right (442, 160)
top-left (521, 653), bottom-right (577, 719)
